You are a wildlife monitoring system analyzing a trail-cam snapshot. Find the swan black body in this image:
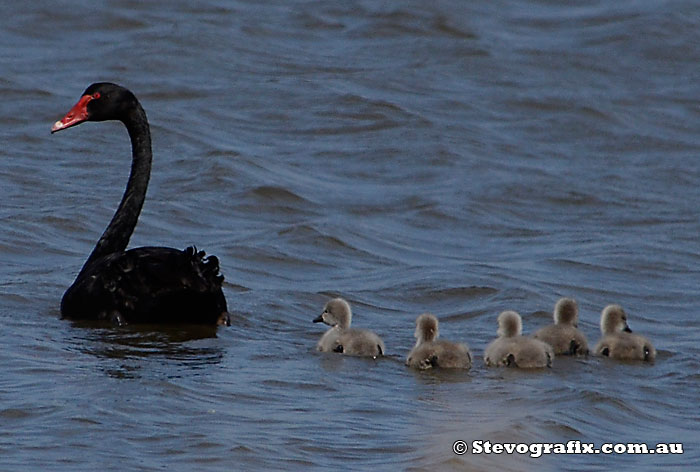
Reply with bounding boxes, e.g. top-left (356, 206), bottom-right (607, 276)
top-left (53, 83), bottom-right (229, 326)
